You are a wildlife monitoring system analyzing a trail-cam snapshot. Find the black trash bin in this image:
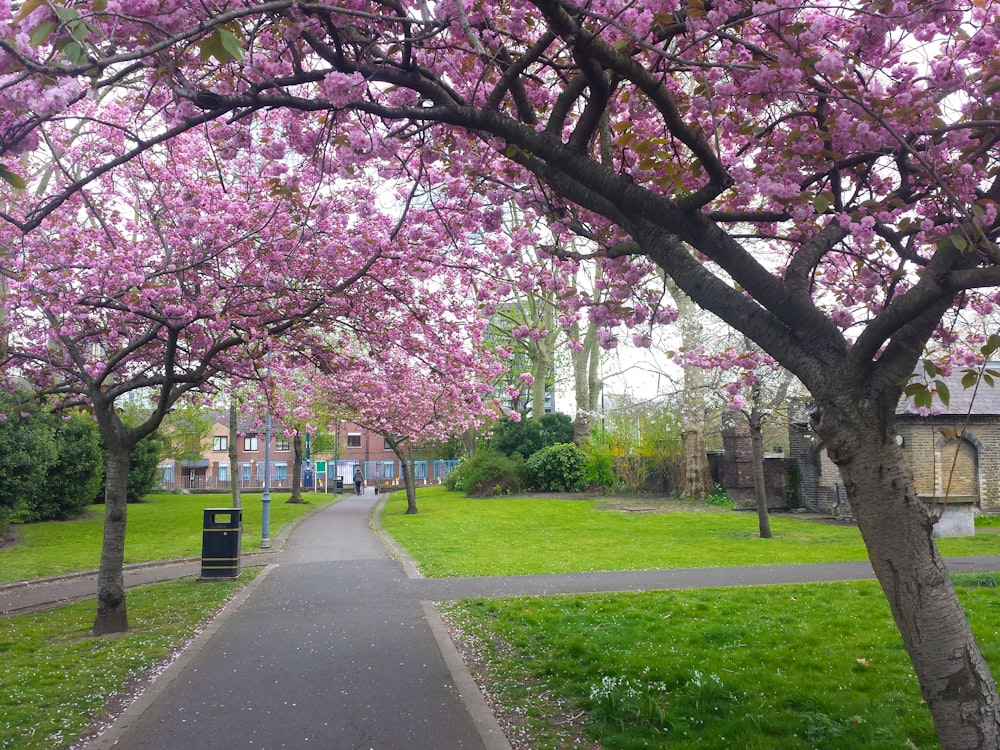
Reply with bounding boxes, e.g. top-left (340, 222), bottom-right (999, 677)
top-left (200, 508), bottom-right (242, 580)
top-left (335, 476), bottom-right (344, 492)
